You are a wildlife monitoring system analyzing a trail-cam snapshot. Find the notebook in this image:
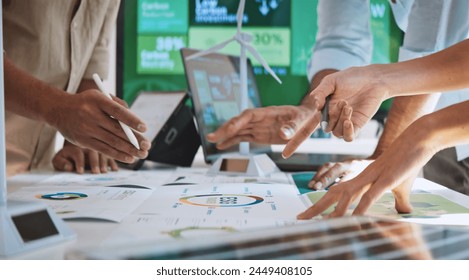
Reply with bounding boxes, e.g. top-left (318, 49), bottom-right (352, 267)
top-left (180, 48), bottom-right (361, 172)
